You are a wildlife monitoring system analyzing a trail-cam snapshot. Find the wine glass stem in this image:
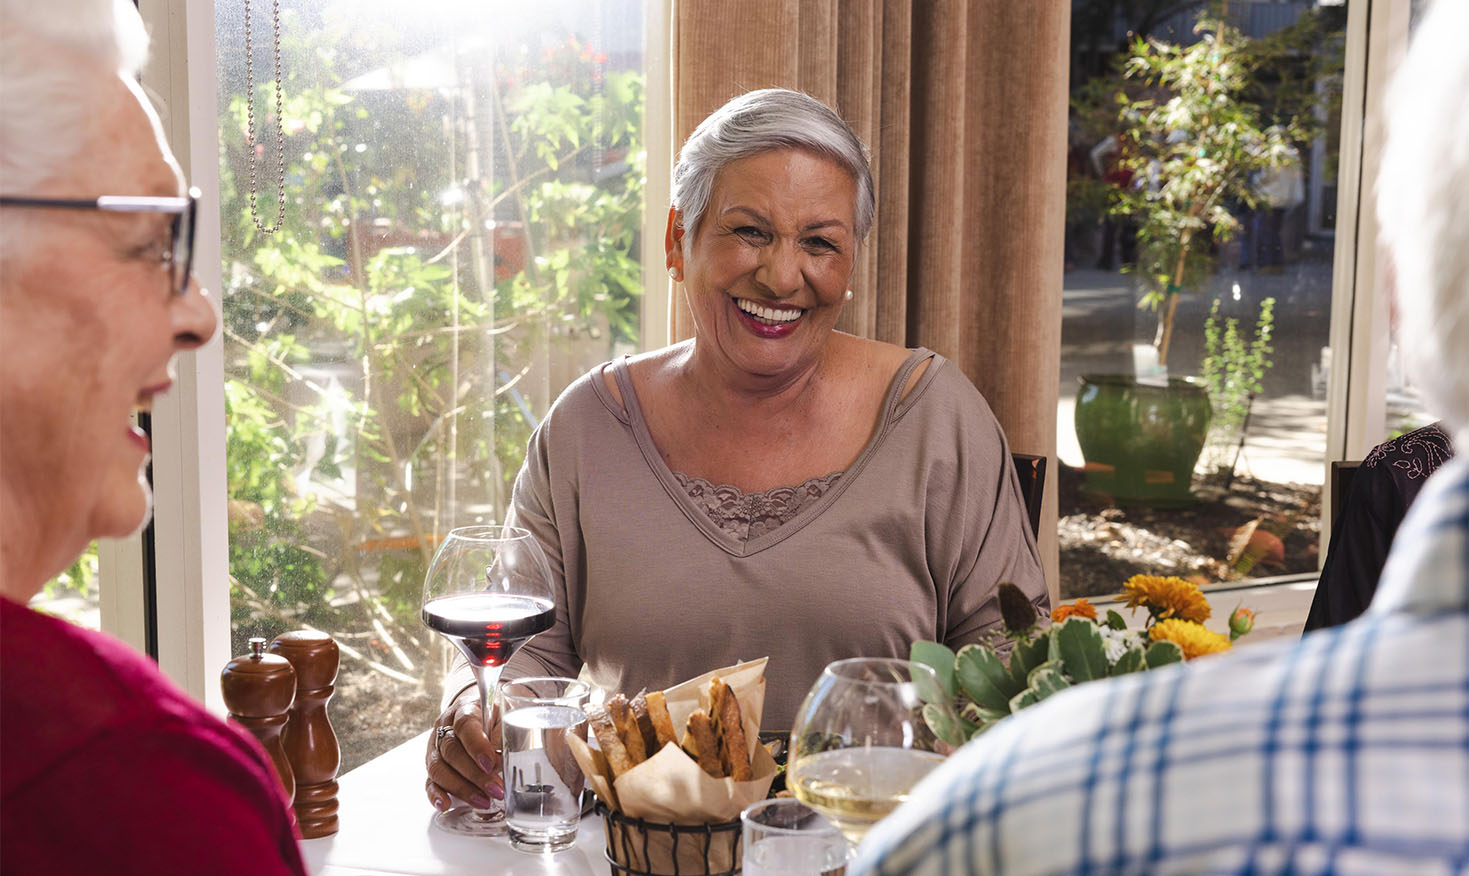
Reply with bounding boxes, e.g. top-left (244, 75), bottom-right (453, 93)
top-left (470, 663), bottom-right (505, 819)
